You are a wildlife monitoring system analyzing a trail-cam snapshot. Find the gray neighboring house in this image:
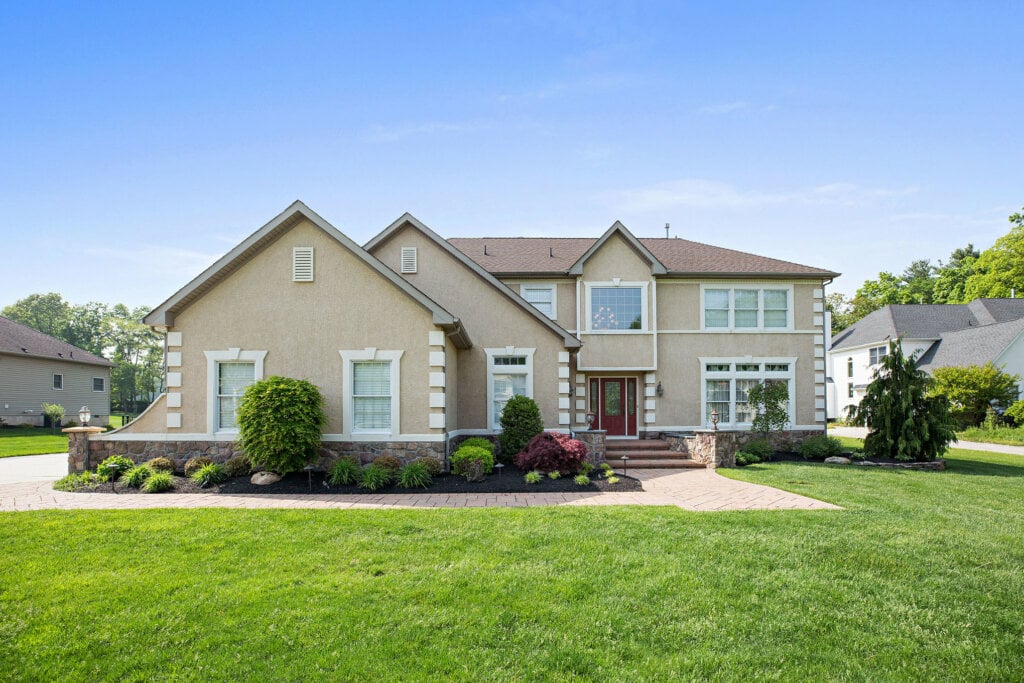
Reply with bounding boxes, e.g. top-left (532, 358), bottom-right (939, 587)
top-left (0, 315), bottom-right (113, 427)
top-left (828, 298), bottom-right (1024, 418)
